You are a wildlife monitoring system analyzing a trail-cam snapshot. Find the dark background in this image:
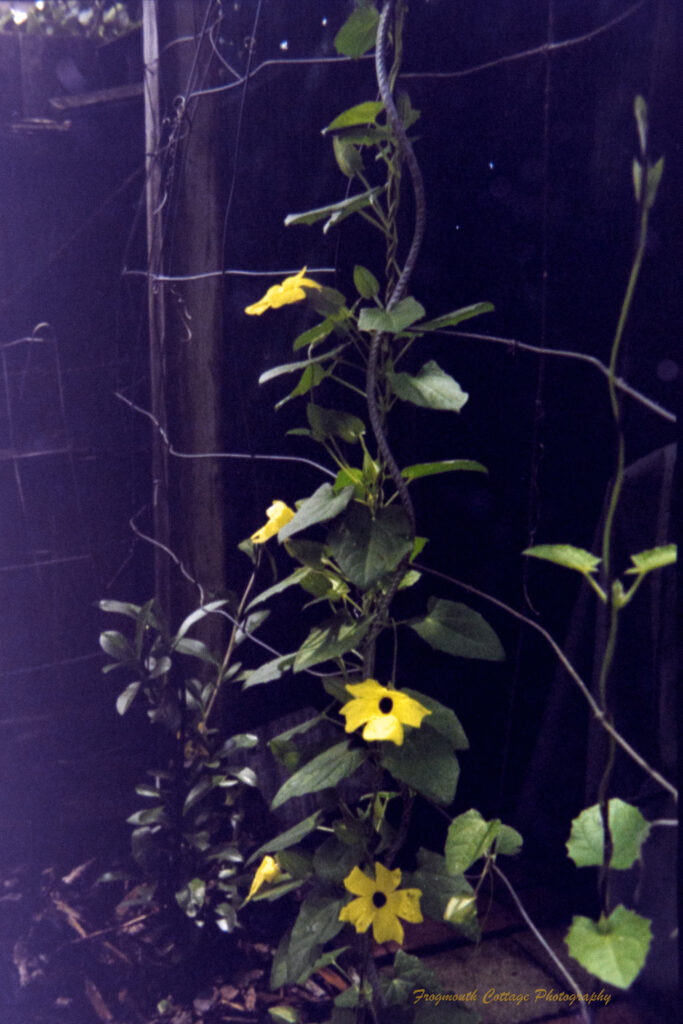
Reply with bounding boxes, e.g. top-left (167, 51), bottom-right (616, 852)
top-left (0, 6), bottom-right (678, 989)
